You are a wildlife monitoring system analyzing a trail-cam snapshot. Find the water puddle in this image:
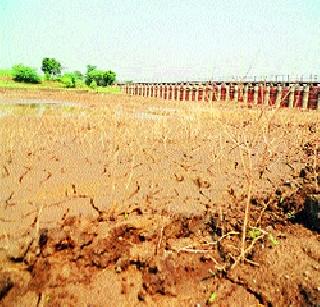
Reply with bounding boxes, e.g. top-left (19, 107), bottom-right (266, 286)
top-left (0, 98), bottom-right (83, 117)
